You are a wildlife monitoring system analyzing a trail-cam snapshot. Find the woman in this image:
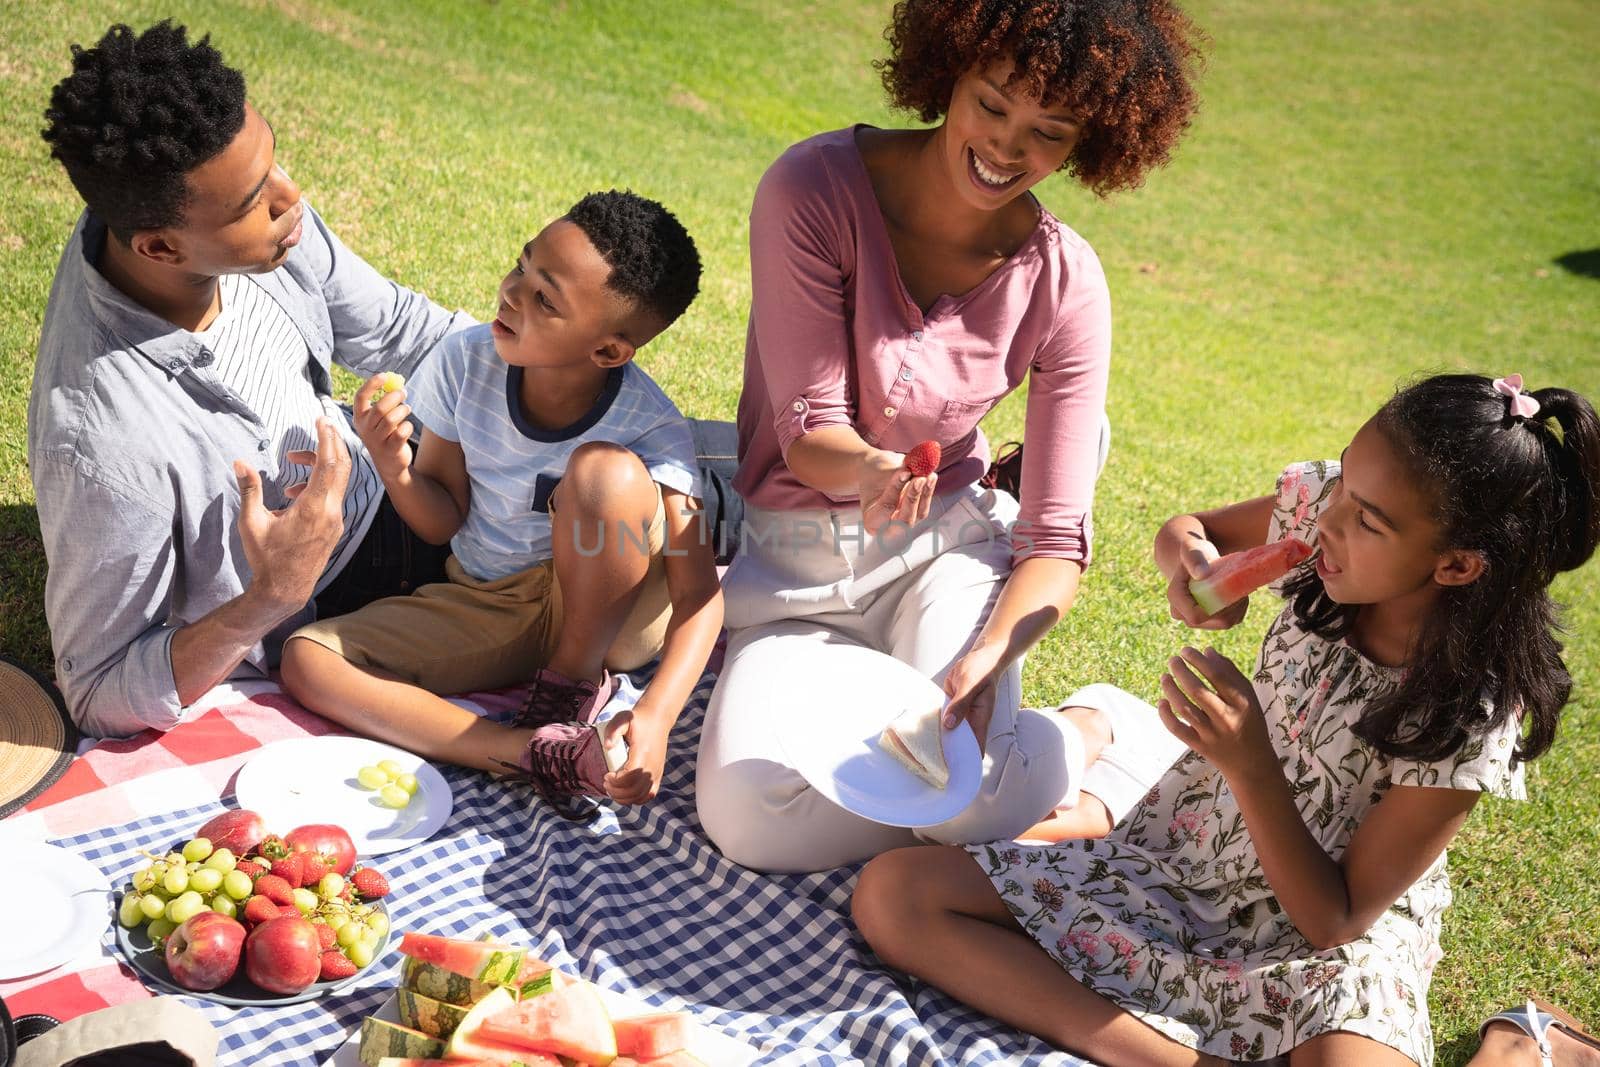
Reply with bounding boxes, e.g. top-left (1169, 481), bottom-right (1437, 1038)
top-left (696, 0), bottom-right (1207, 872)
